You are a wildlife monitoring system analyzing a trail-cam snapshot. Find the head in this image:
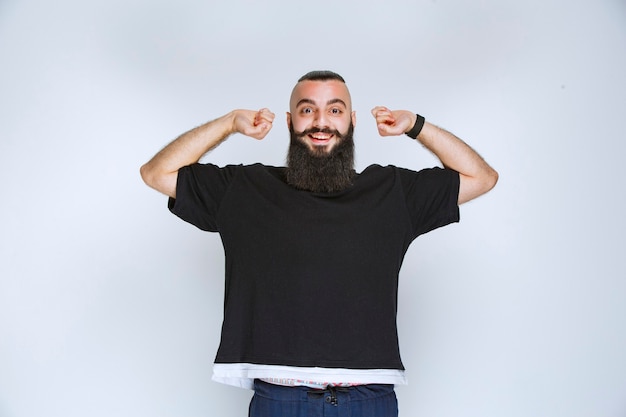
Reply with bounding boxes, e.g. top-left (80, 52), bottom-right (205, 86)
top-left (285, 70), bottom-right (357, 193)
top-left (287, 70), bottom-right (356, 154)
